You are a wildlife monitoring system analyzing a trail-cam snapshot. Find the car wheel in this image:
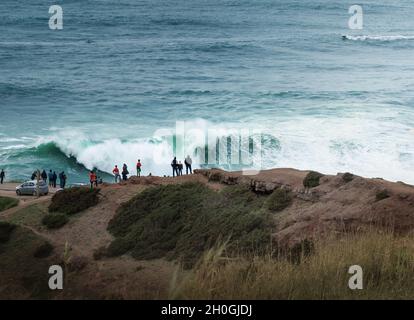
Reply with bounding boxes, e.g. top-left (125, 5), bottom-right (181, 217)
top-left (16, 190), bottom-right (21, 196)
